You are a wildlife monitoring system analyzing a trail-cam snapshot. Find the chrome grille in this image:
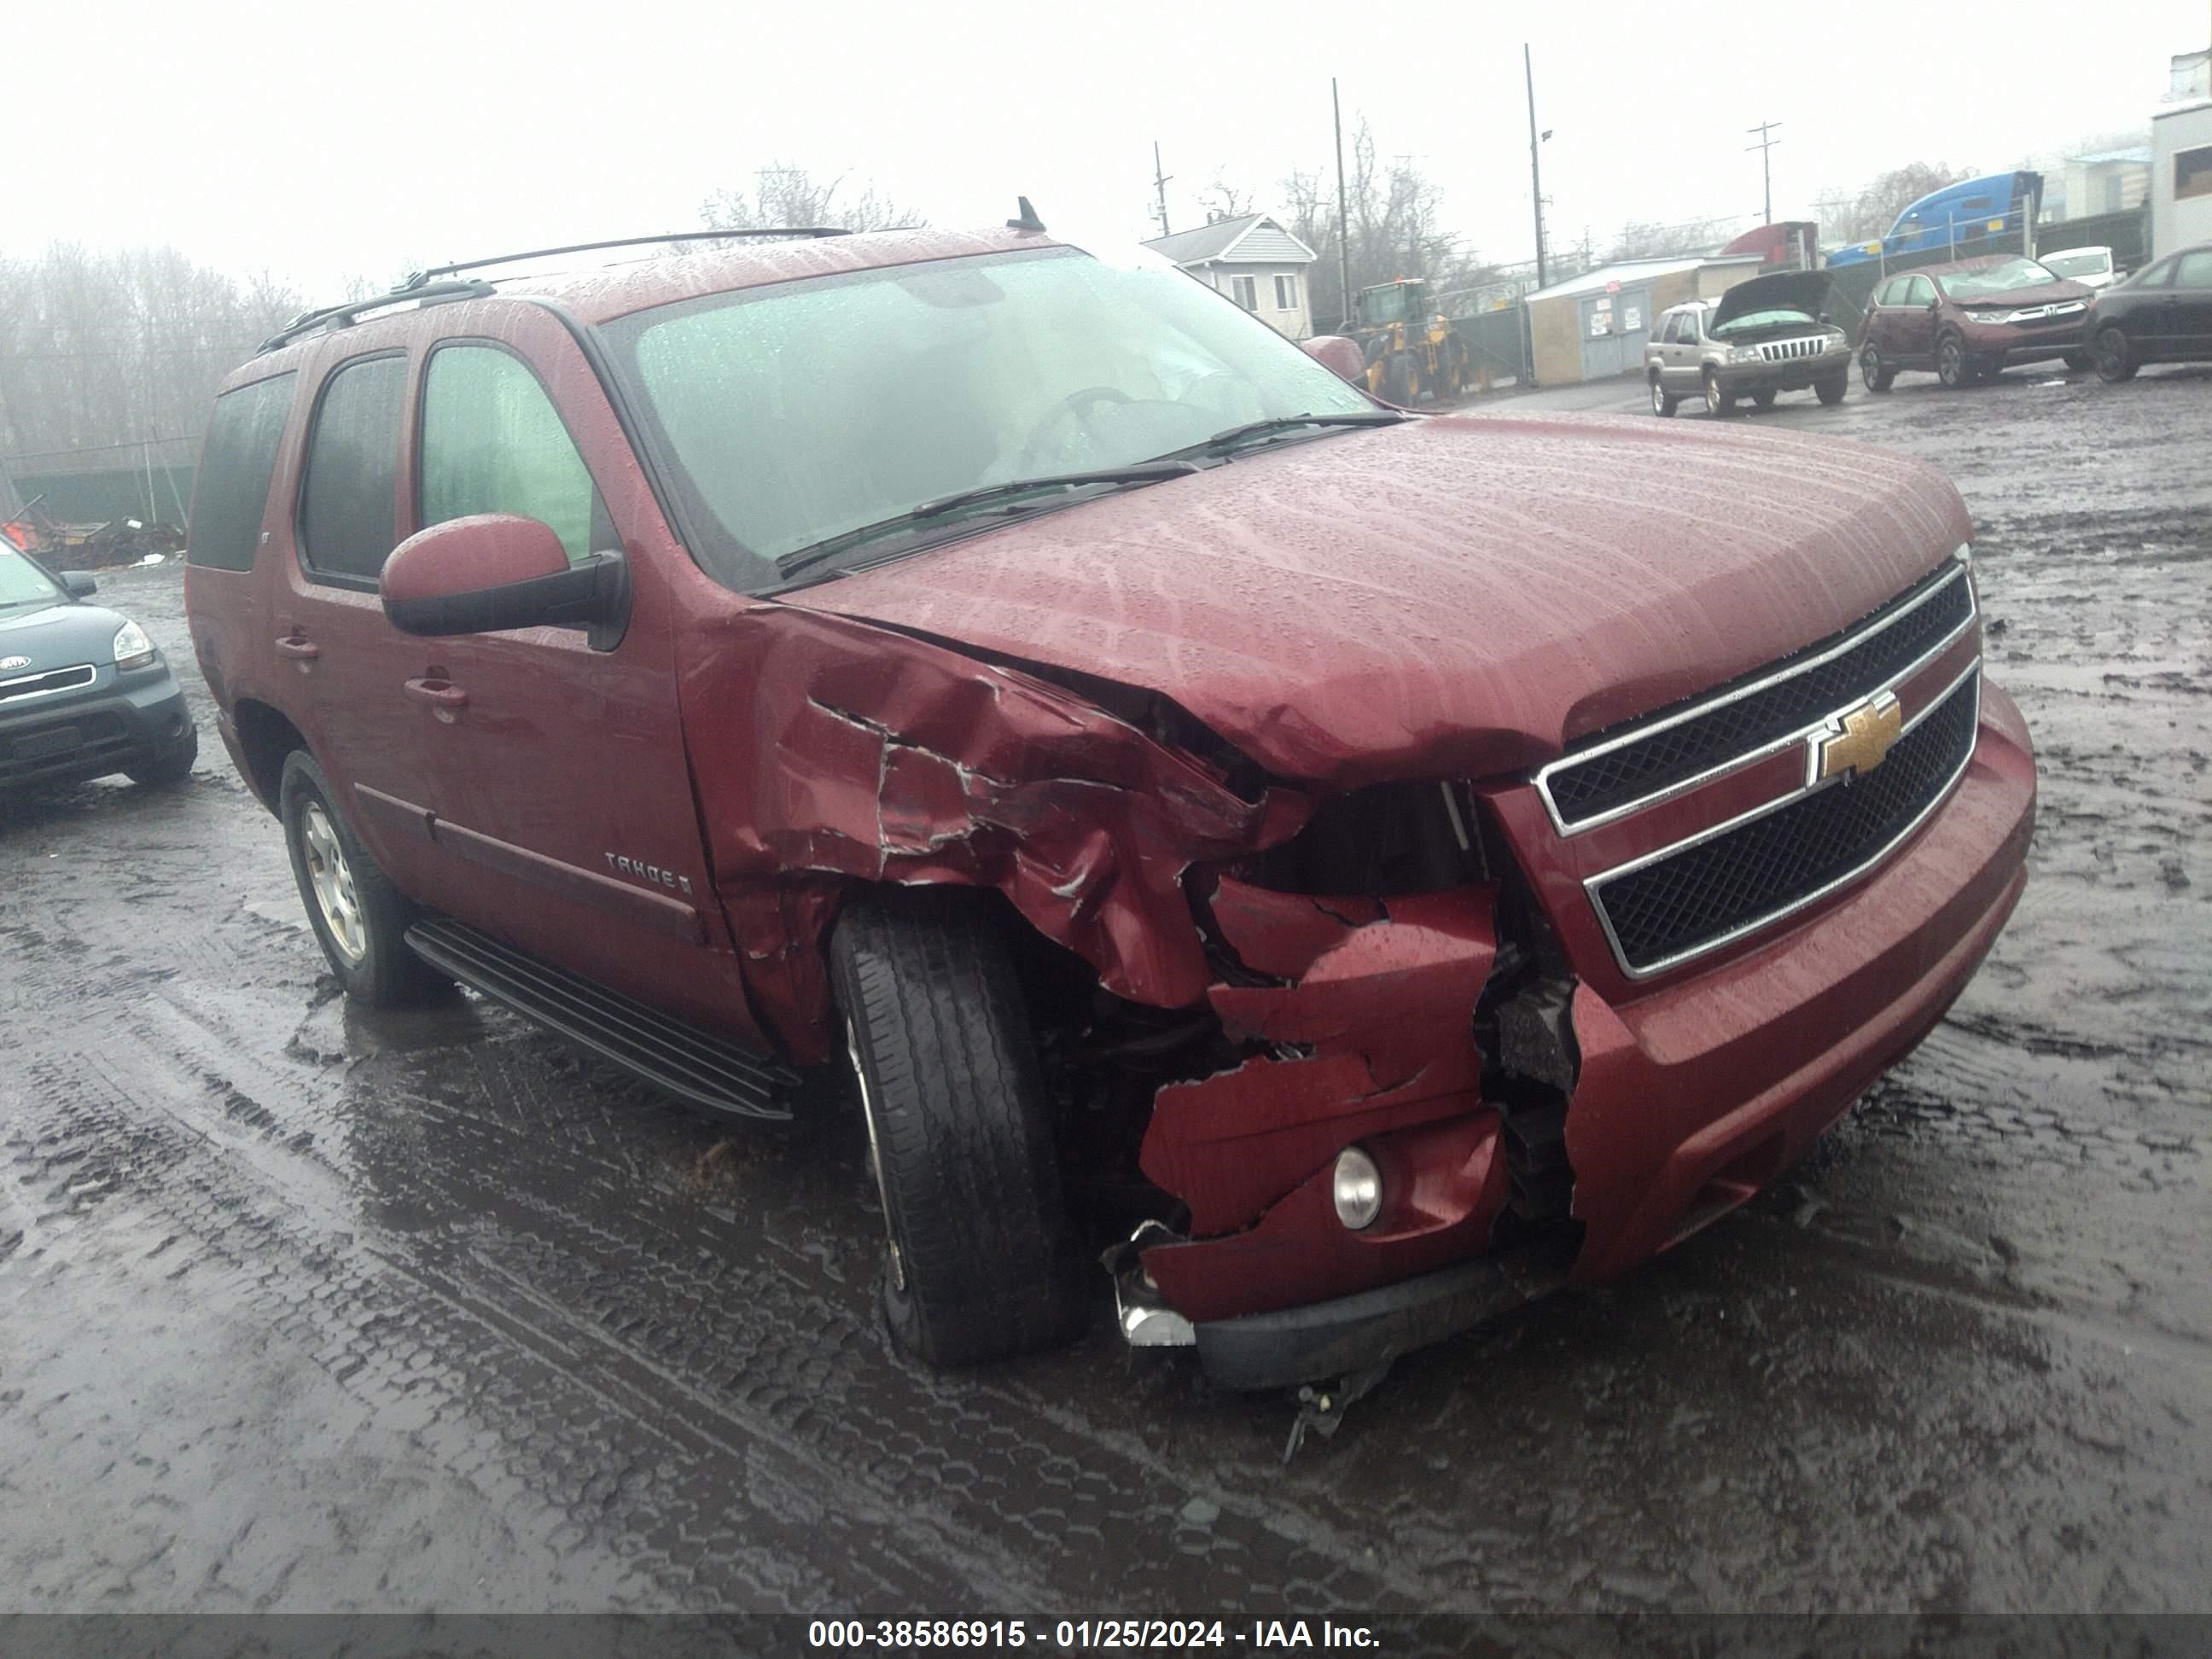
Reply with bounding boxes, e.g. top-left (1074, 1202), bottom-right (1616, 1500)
top-left (0, 663), bottom-right (96, 704)
top-left (1756, 335), bottom-right (1827, 362)
top-left (1588, 666), bottom-right (1982, 978)
top-left (1537, 557), bottom-right (1976, 833)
